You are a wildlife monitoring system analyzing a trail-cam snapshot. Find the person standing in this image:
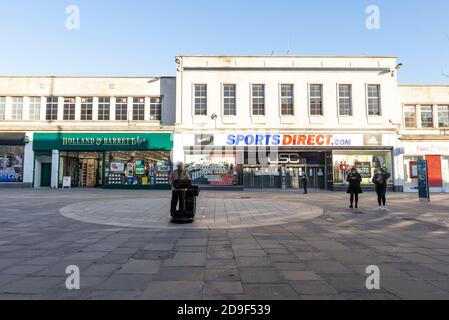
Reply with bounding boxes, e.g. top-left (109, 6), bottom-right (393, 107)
top-left (372, 167), bottom-right (391, 210)
top-left (301, 171), bottom-right (308, 194)
top-left (346, 167), bottom-right (363, 209)
top-left (169, 162), bottom-right (191, 215)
